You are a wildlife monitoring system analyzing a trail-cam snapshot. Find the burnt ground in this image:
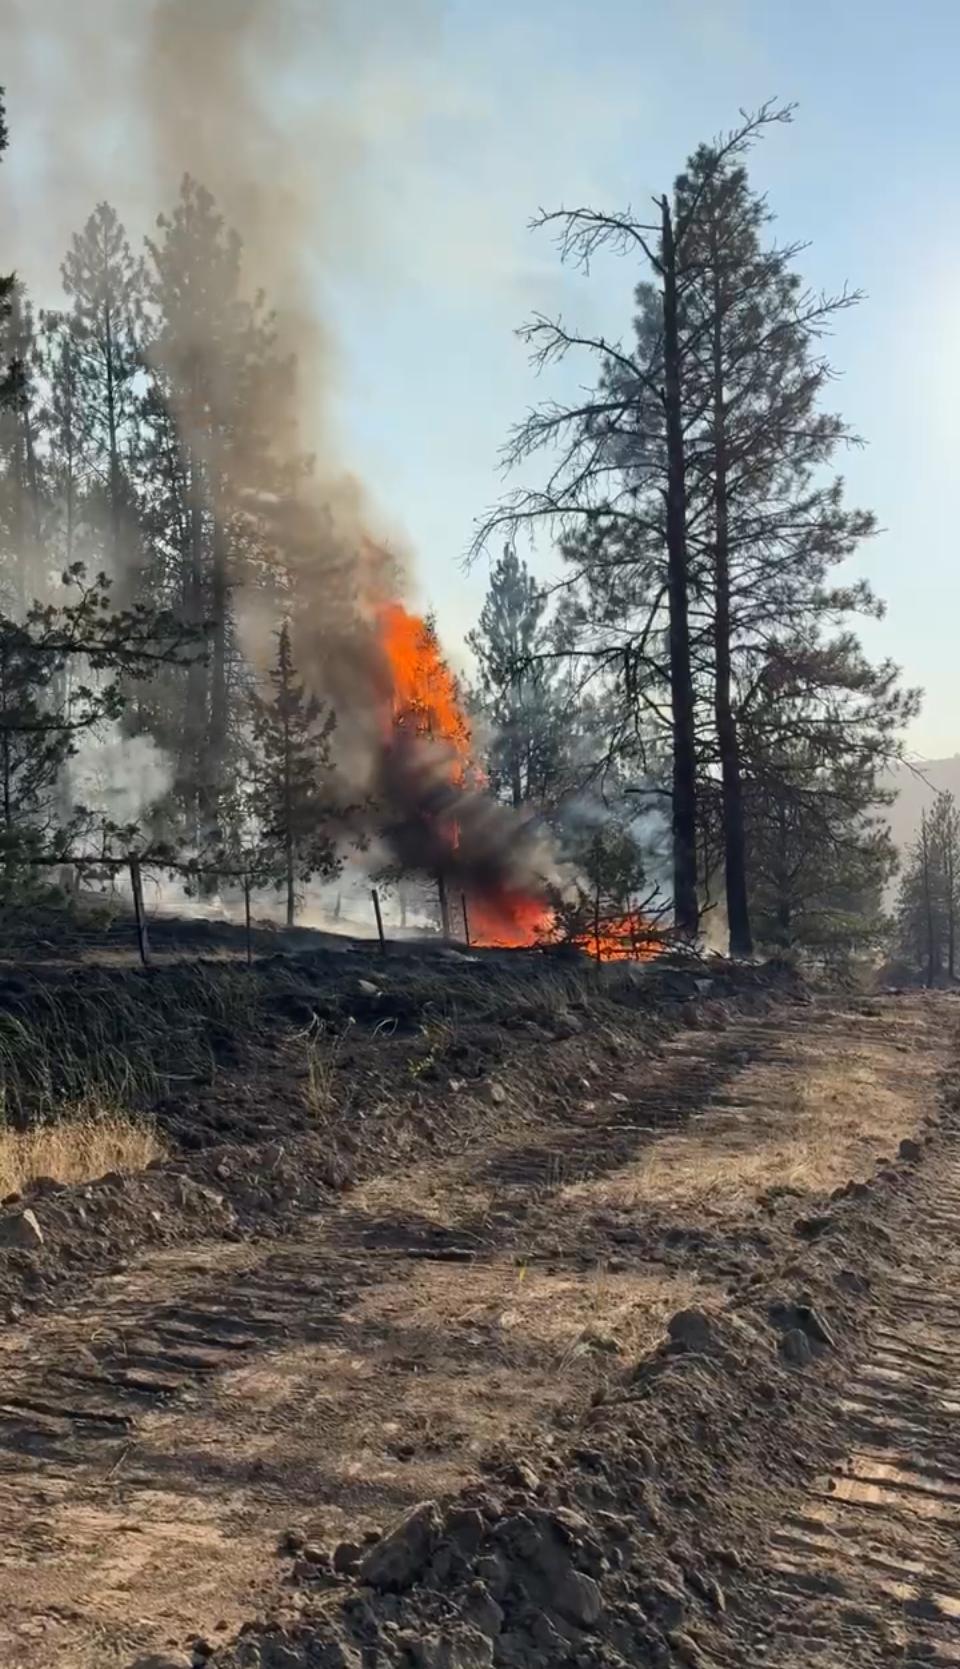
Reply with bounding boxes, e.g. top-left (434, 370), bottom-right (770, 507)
top-left (0, 942), bottom-right (953, 1668)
